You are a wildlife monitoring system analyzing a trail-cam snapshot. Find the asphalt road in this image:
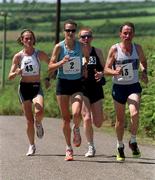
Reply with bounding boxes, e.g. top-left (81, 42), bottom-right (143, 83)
top-left (0, 116), bottom-right (155, 180)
